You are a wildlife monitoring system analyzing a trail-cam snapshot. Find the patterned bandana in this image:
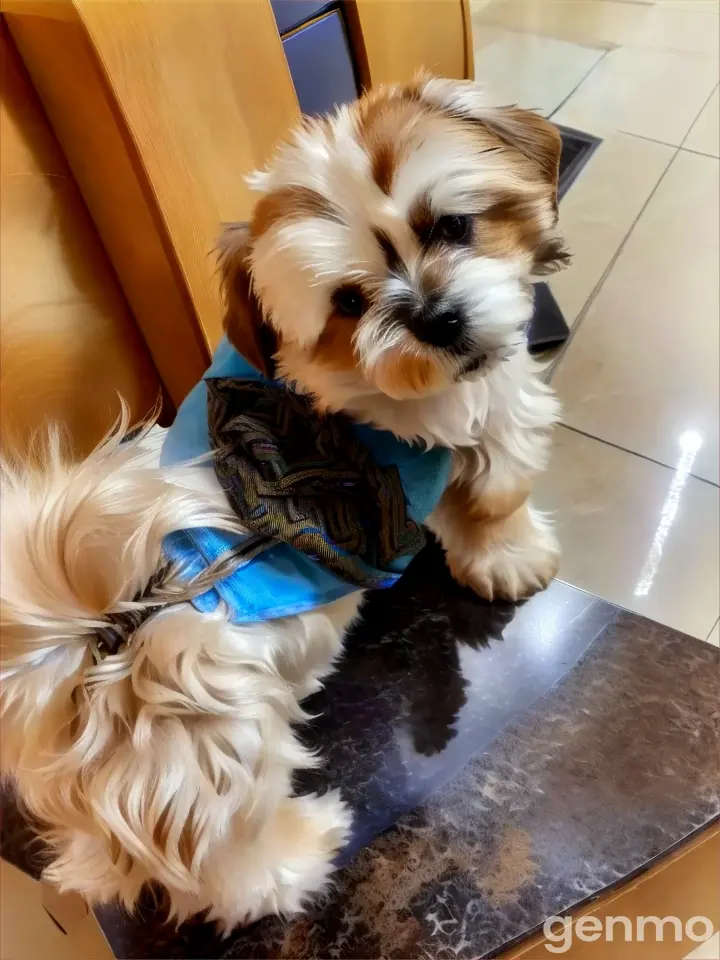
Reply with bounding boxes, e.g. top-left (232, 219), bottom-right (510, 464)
top-left (206, 377), bottom-right (425, 588)
top-left (160, 337), bottom-right (453, 624)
